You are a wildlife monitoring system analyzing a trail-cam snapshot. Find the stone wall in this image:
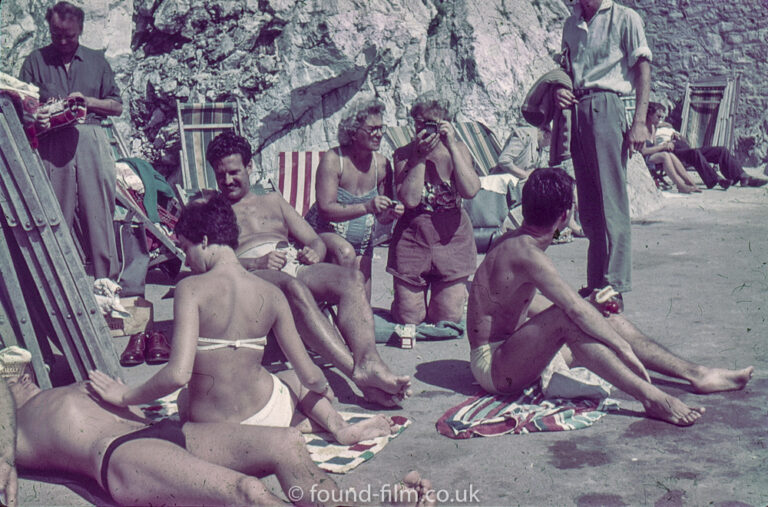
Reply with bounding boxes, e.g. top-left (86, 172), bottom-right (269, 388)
top-left (631, 0), bottom-right (768, 166)
top-left (2, 0), bottom-right (764, 182)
